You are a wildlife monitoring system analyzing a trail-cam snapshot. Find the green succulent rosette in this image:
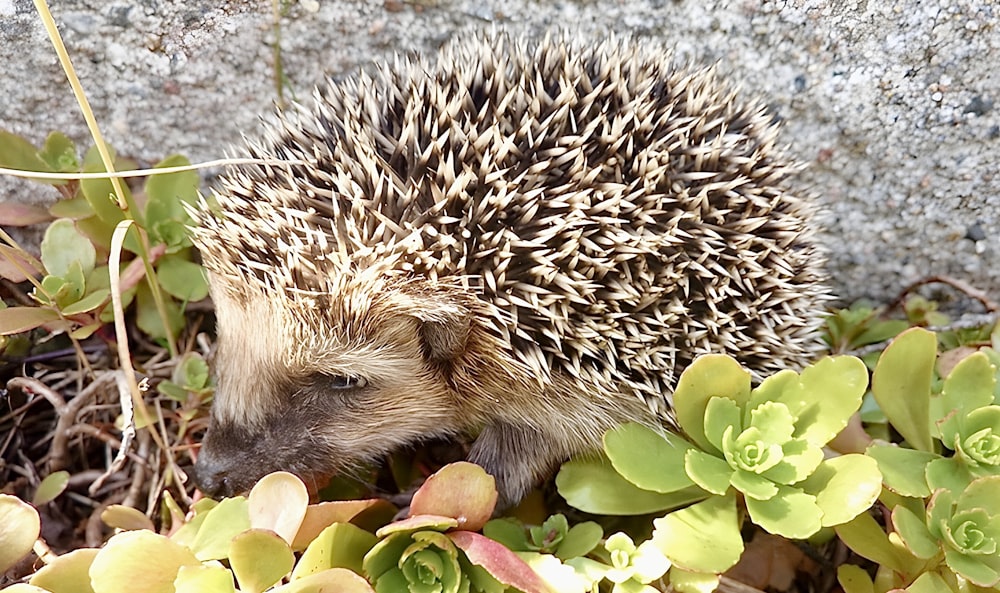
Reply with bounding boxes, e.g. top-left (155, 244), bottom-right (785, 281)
top-left (364, 528), bottom-right (469, 593)
top-left (602, 532), bottom-right (671, 593)
top-left (596, 354), bottom-right (880, 592)
top-left (893, 476), bottom-right (1000, 588)
top-left (673, 354), bottom-right (880, 539)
